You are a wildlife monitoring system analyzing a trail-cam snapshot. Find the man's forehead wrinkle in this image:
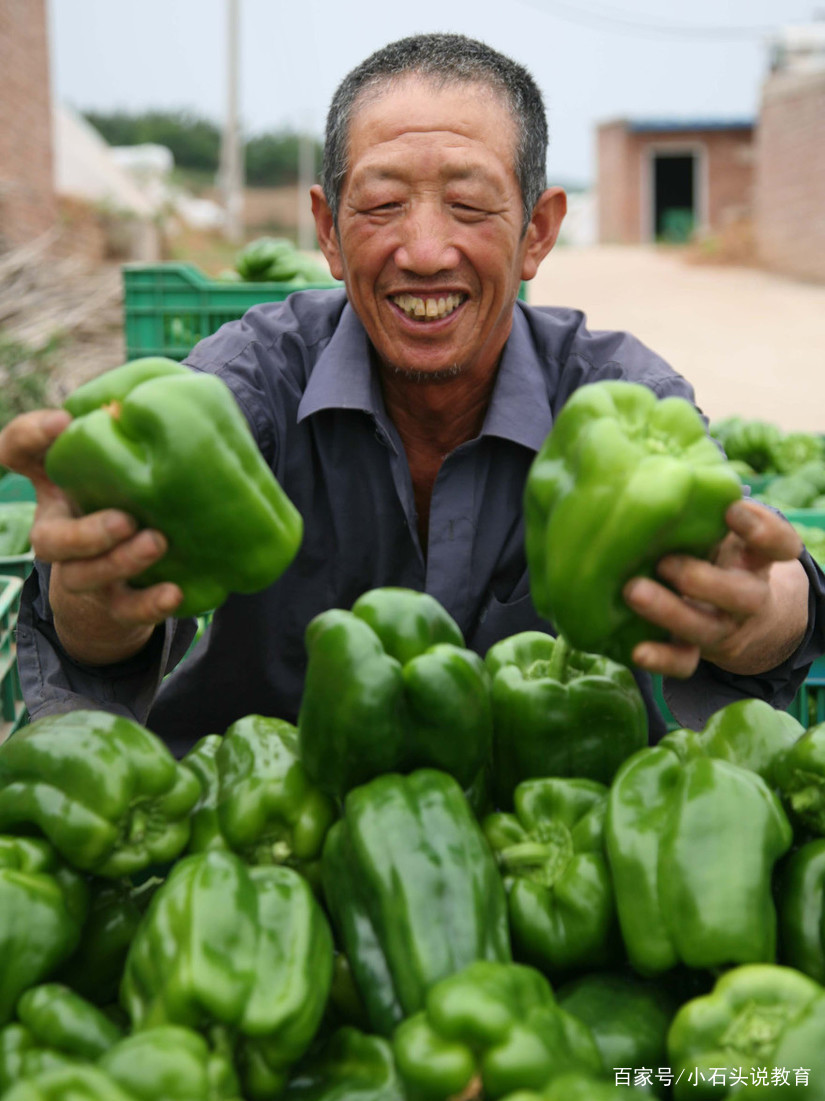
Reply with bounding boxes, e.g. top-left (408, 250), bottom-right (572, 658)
top-left (354, 162), bottom-right (492, 185)
top-left (351, 140), bottom-right (504, 188)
